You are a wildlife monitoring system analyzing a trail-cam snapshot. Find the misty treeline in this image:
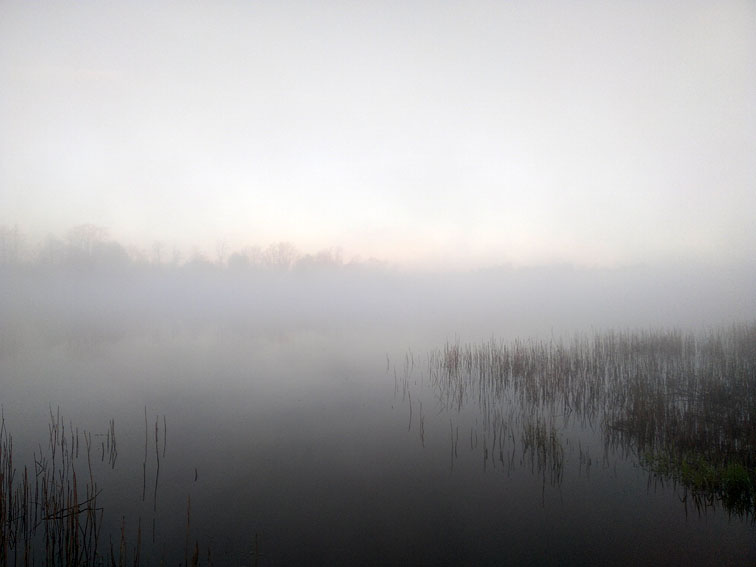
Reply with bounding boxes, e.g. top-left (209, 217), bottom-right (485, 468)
top-left (1, 223), bottom-right (755, 347)
top-left (0, 224), bottom-right (358, 272)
